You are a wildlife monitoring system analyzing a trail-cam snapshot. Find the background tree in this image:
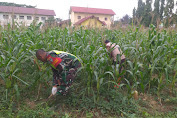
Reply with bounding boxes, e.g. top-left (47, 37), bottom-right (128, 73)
top-left (164, 0), bottom-right (174, 17)
top-left (56, 18), bottom-right (62, 23)
top-left (176, 1), bottom-right (177, 13)
top-left (143, 0), bottom-right (152, 27)
top-left (176, 1), bottom-right (177, 14)
top-left (120, 14), bottom-right (131, 24)
top-left (45, 16), bottom-right (56, 27)
top-left (164, 0), bottom-right (175, 27)
top-left (135, 0), bottom-right (146, 25)
top-left (0, 2), bottom-right (36, 8)
top-left (160, 0), bottom-right (165, 20)
top-left (136, 0), bottom-right (146, 19)
top-left (153, 0), bottom-right (160, 26)
top-left (131, 0), bottom-right (177, 27)
top-left (133, 7), bottom-right (137, 25)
